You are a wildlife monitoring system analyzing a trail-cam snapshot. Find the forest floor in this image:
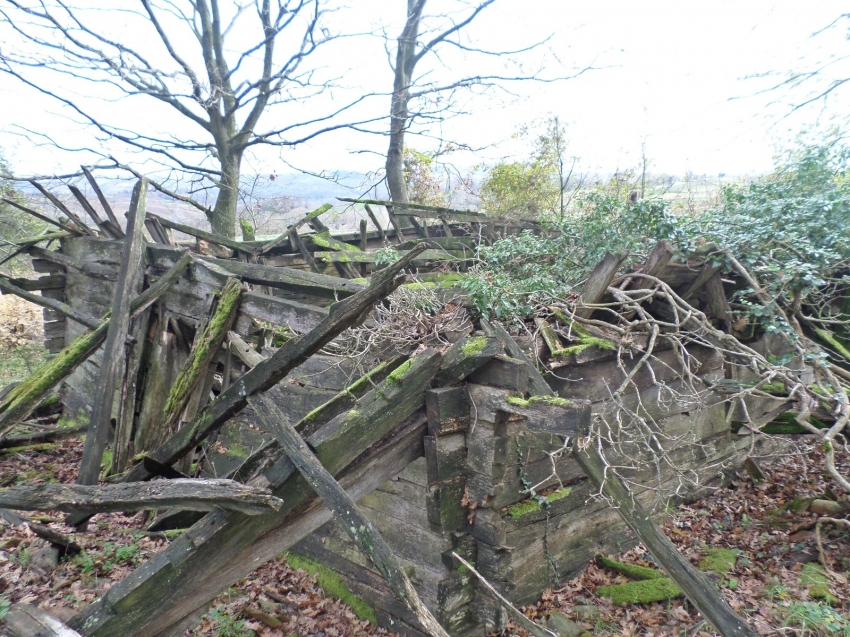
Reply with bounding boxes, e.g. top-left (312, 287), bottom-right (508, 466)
top-left (1, 298), bottom-right (849, 636)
